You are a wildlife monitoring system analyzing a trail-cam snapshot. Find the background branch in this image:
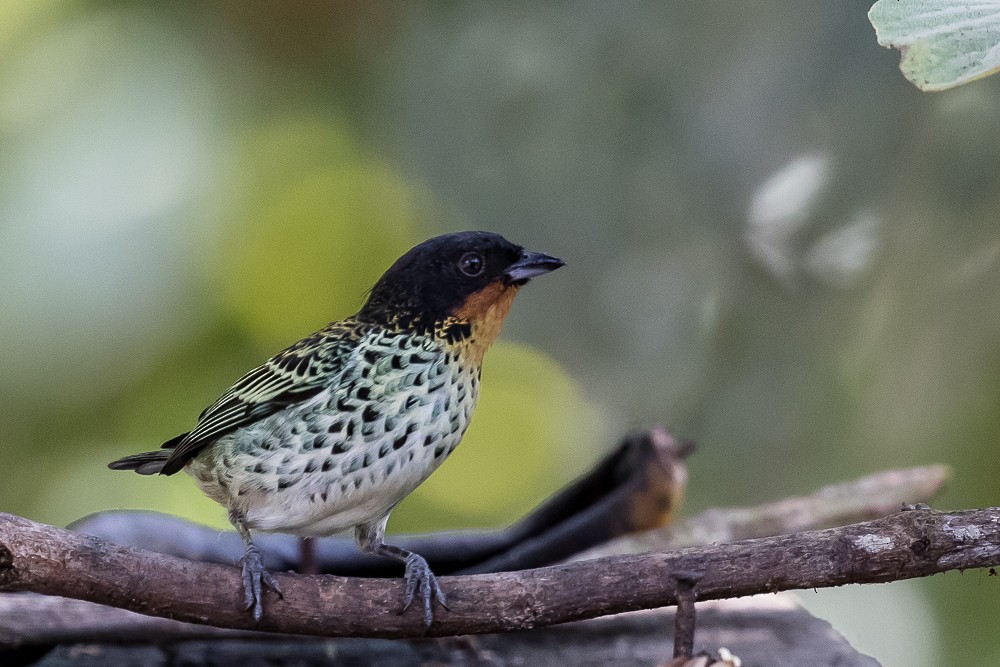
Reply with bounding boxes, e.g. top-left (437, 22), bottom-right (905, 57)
top-left (2, 504), bottom-right (998, 639)
top-left (587, 464), bottom-right (951, 557)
